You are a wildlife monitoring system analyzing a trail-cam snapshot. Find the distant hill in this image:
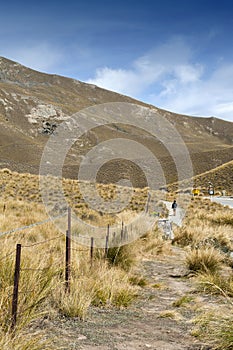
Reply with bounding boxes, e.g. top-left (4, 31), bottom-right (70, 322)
top-left (167, 160), bottom-right (233, 195)
top-left (193, 160), bottom-right (233, 194)
top-left (0, 56), bottom-right (233, 187)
